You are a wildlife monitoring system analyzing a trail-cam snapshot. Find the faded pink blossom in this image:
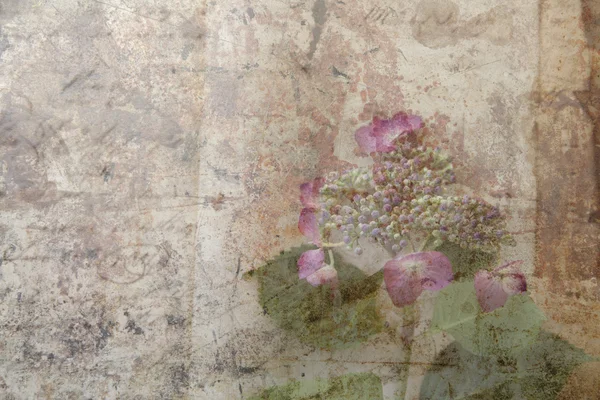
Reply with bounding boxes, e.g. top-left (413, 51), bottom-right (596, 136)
top-left (298, 178), bottom-right (324, 245)
top-left (300, 177), bottom-right (325, 209)
top-left (355, 112), bottom-right (423, 155)
top-left (305, 264), bottom-right (338, 287)
top-left (298, 208), bottom-right (320, 245)
top-left (297, 249), bottom-right (338, 287)
top-left (298, 248), bottom-right (325, 279)
top-left (384, 251), bottom-right (453, 307)
top-left (474, 261), bottom-right (527, 312)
